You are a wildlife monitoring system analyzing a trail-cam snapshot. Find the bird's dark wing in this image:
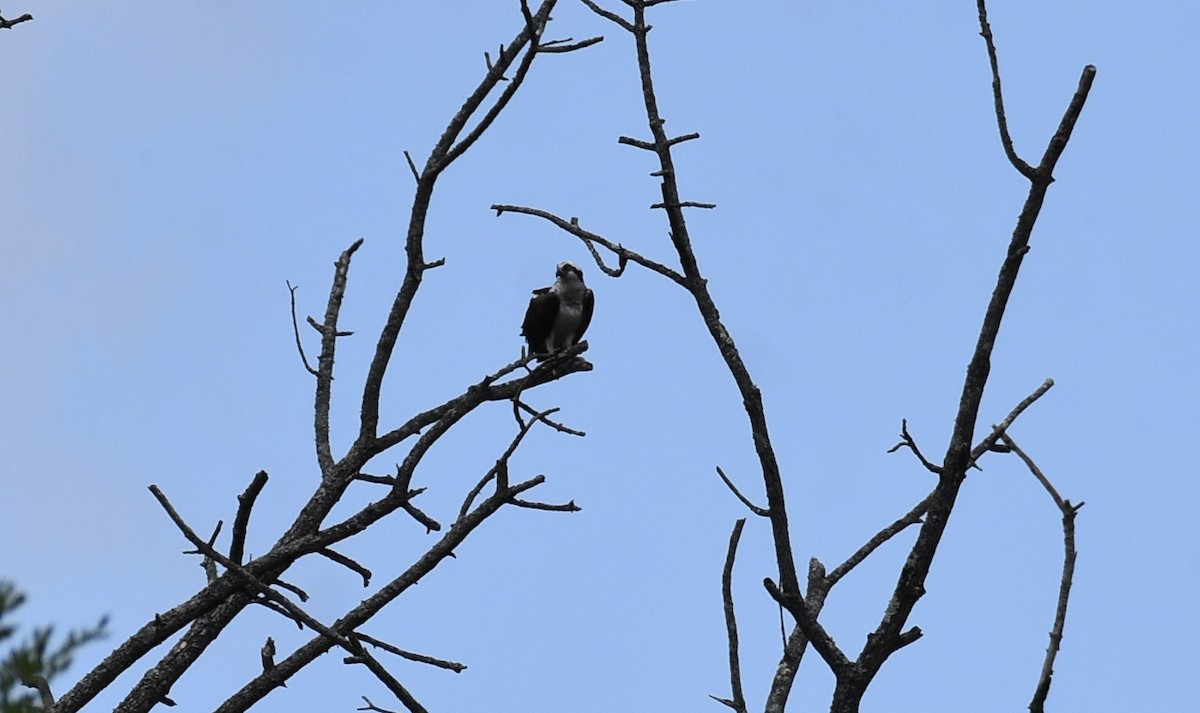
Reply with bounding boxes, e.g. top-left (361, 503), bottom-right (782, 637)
top-left (521, 290), bottom-right (560, 354)
top-left (577, 288), bottom-right (594, 342)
